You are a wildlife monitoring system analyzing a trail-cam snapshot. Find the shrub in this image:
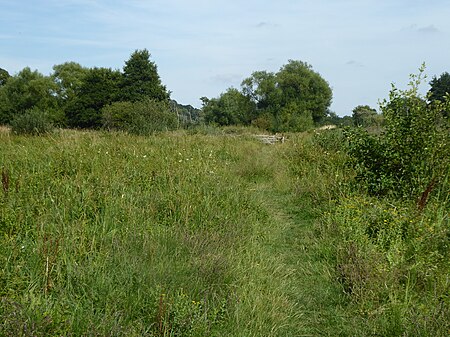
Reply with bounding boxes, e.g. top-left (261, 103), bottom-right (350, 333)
top-left (322, 66), bottom-right (450, 335)
top-left (10, 108), bottom-right (54, 135)
top-left (345, 66), bottom-right (450, 198)
top-left (102, 98), bottom-right (178, 135)
top-left (312, 128), bottom-right (347, 153)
